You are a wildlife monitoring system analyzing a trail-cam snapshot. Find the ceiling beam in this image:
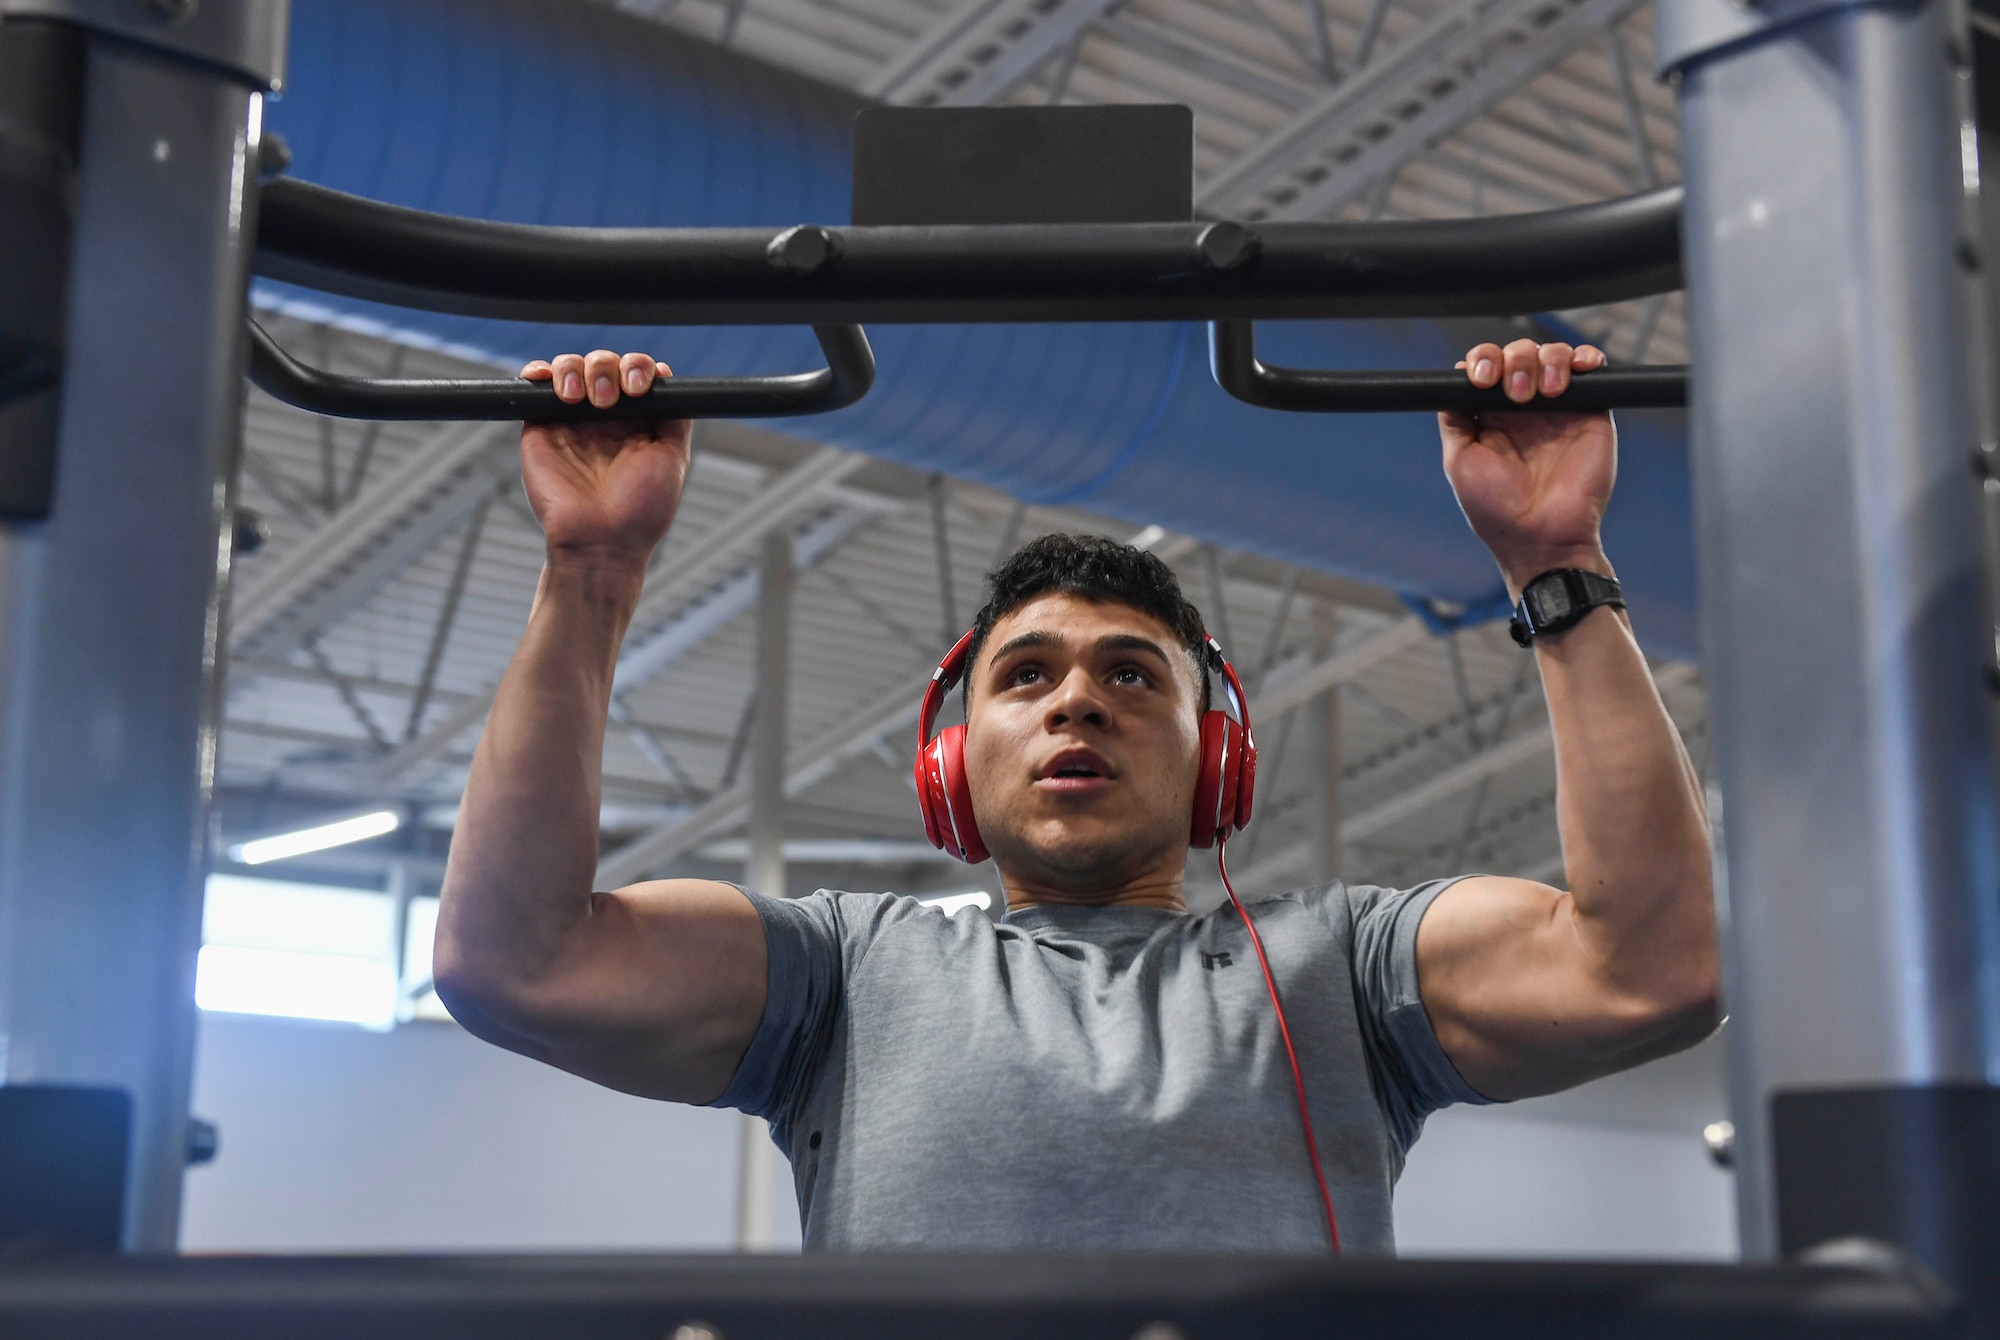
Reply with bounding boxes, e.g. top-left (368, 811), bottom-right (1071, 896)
top-left (1194, 0), bottom-right (1647, 222)
top-left (1225, 663), bottom-right (1696, 888)
top-left (220, 718), bottom-right (701, 804)
top-left (1256, 615), bottom-right (1427, 718)
top-left (613, 500), bottom-right (893, 695)
top-left (865, 0), bottom-right (1125, 106)
top-left (363, 448), bottom-right (873, 789)
top-left (229, 420), bottom-right (514, 655)
top-left (596, 668), bottom-right (932, 885)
